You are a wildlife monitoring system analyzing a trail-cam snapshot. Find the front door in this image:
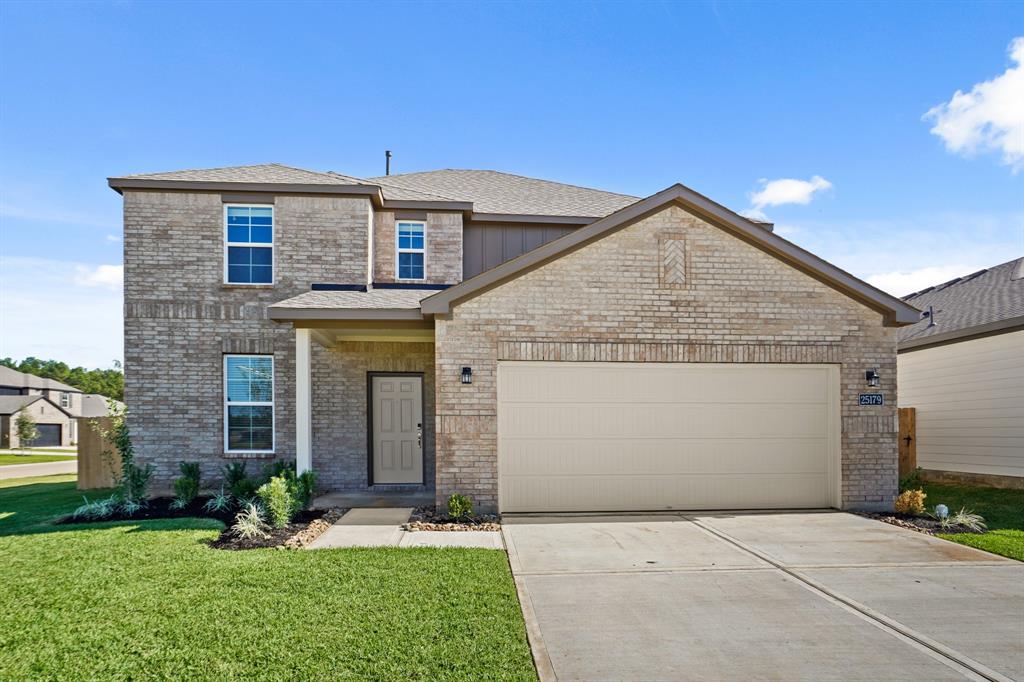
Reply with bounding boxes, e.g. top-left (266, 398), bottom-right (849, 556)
top-left (371, 374), bottom-right (423, 484)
